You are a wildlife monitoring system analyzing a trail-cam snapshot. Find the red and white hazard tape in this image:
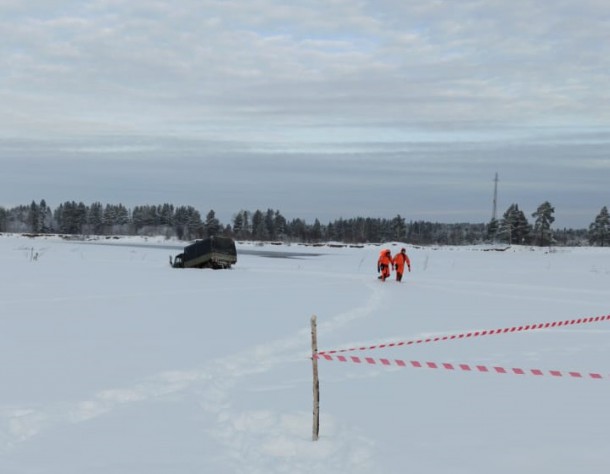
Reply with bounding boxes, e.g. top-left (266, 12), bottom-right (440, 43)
top-left (316, 353), bottom-right (605, 380)
top-left (318, 314), bottom-right (610, 356)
